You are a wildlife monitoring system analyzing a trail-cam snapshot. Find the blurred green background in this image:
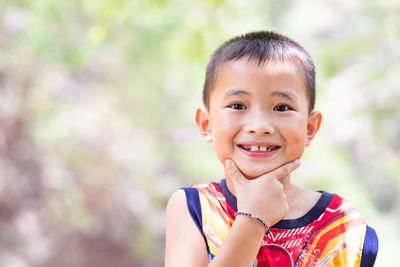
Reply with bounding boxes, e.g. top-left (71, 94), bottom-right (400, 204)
top-left (0, 0), bottom-right (399, 266)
